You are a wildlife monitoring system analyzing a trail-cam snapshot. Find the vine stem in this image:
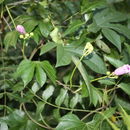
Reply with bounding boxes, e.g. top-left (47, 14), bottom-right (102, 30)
top-left (5, 5), bottom-right (16, 28)
top-left (69, 54), bottom-right (84, 88)
top-left (21, 91), bottom-right (52, 129)
top-left (28, 88), bottom-right (91, 112)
